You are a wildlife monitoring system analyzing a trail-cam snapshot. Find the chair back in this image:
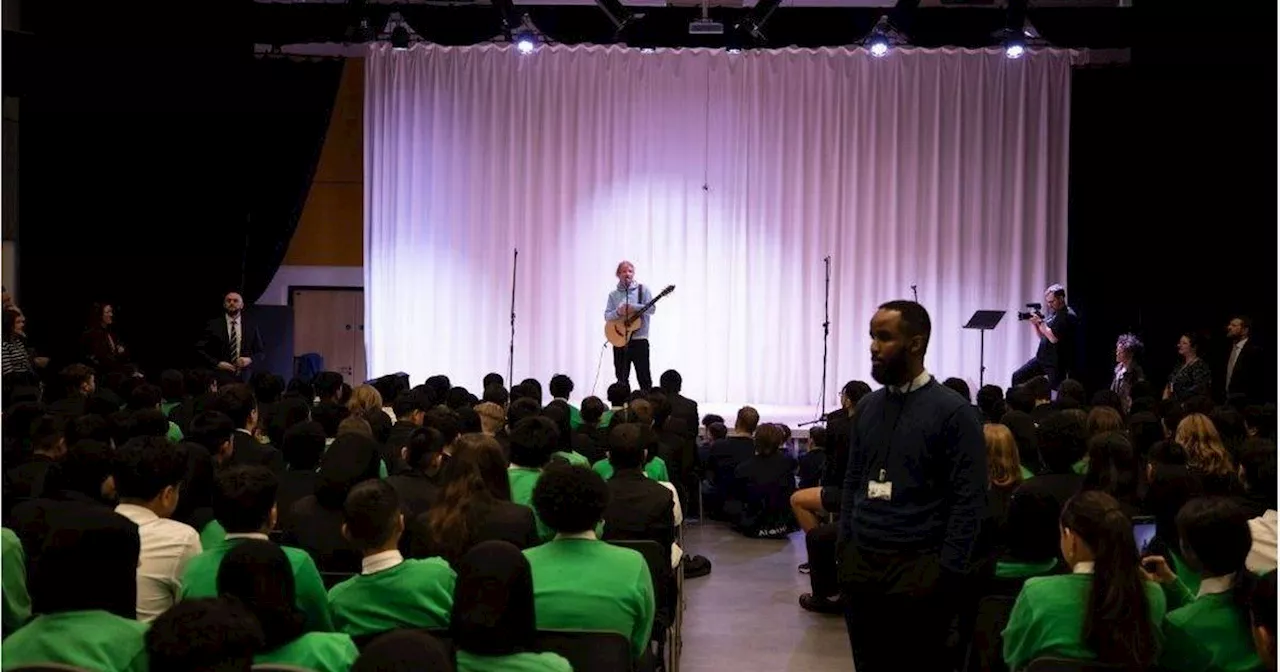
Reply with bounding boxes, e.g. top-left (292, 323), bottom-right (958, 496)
top-left (1024, 658), bottom-right (1135, 672)
top-left (534, 629), bottom-right (632, 672)
top-left (607, 539), bottom-right (674, 628)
